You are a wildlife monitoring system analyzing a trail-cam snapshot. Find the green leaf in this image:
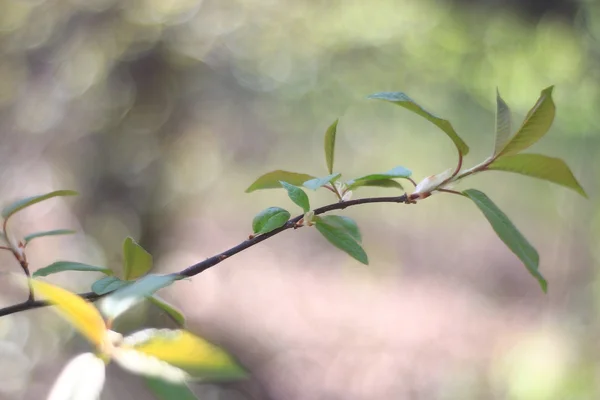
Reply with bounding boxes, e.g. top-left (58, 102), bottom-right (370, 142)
top-left (347, 166), bottom-right (412, 189)
top-left (280, 181), bottom-right (310, 212)
top-left (497, 86), bottom-right (555, 157)
top-left (488, 154), bottom-right (587, 197)
top-left (145, 378), bottom-right (197, 400)
top-left (315, 216), bottom-right (368, 265)
top-left (324, 119), bottom-right (339, 174)
top-left (123, 237), bottom-right (153, 281)
top-left (24, 229), bottom-right (76, 244)
top-left (317, 215), bottom-right (361, 242)
top-left (32, 261), bottom-right (113, 278)
top-left (148, 295), bottom-right (186, 326)
top-left (303, 173), bottom-right (341, 190)
top-left (92, 276), bottom-right (129, 295)
top-left (463, 189), bottom-right (546, 292)
top-left (252, 207), bottom-right (291, 234)
top-left (347, 179), bottom-right (404, 191)
top-left (101, 274), bottom-right (181, 319)
top-left (367, 92), bottom-right (469, 155)
top-left (2, 190), bottom-right (78, 220)
top-left (246, 171), bottom-right (315, 192)
top-left (494, 88), bottom-right (512, 155)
